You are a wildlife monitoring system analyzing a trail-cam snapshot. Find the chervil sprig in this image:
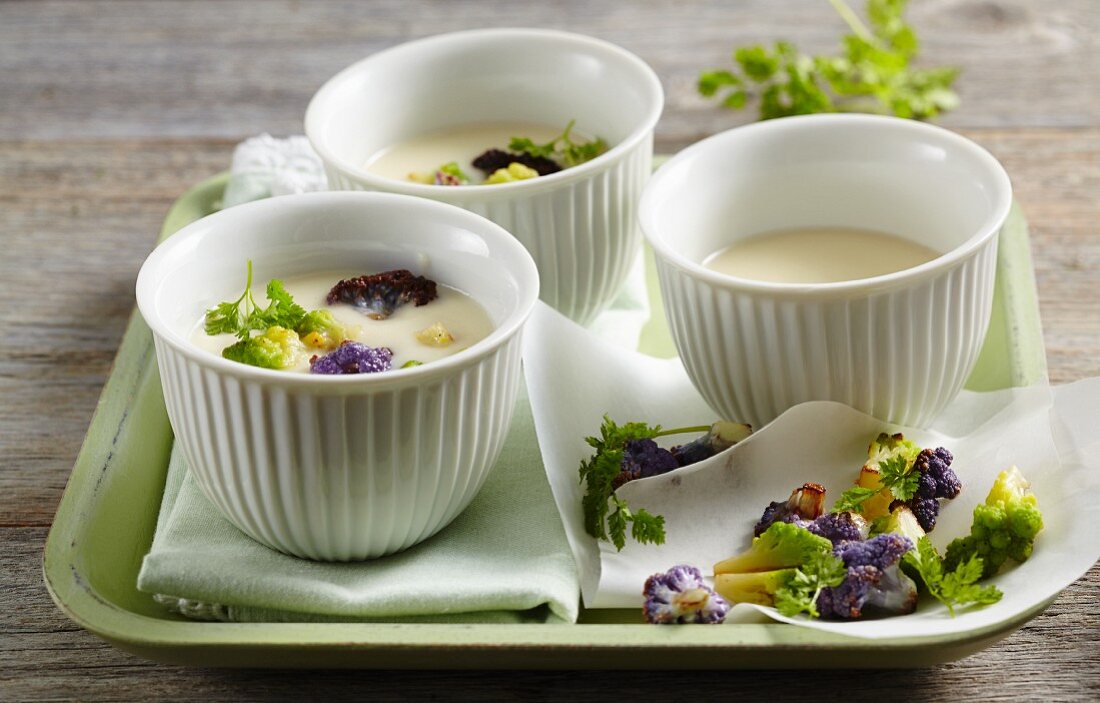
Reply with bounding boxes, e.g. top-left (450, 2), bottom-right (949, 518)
top-left (773, 550), bottom-right (848, 618)
top-left (510, 119), bottom-right (608, 168)
top-left (904, 536), bottom-right (1003, 616)
top-left (579, 416), bottom-right (716, 550)
top-left (698, 0), bottom-right (960, 121)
